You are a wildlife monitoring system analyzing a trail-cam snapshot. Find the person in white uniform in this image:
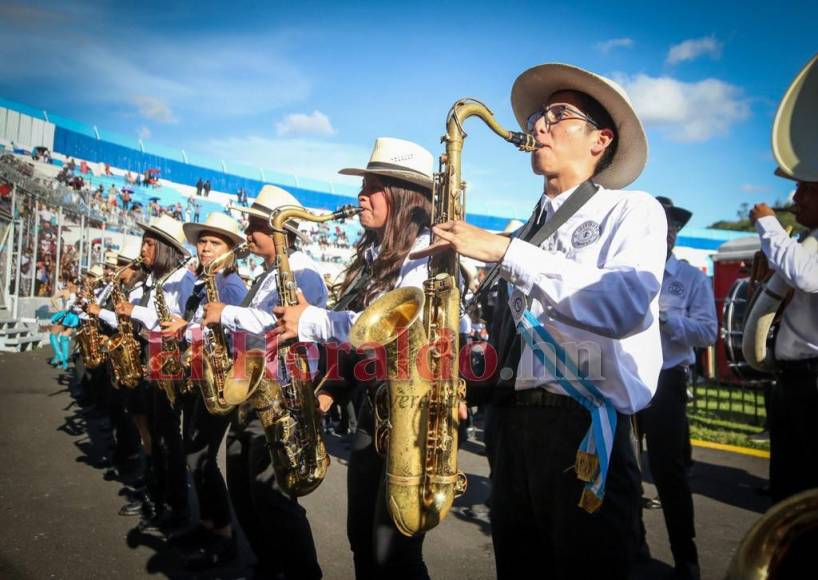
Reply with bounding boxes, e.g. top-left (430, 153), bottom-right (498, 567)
top-left (414, 64), bottom-right (667, 579)
top-left (637, 196), bottom-right (716, 578)
top-left (201, 185), bottom-right (327, 580)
